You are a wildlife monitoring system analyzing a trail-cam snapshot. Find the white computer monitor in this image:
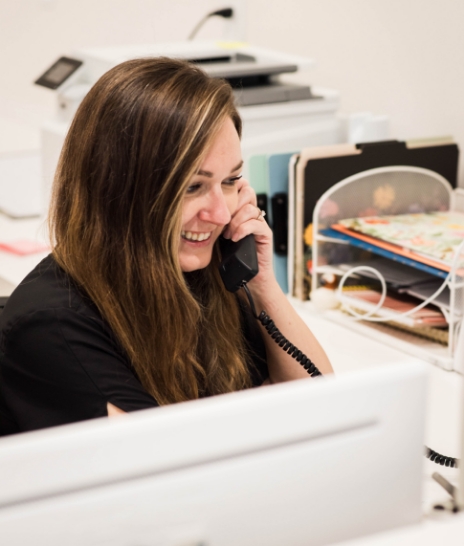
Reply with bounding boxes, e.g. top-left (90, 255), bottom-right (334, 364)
top-left (0, 361), bottom-right (426, 546)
